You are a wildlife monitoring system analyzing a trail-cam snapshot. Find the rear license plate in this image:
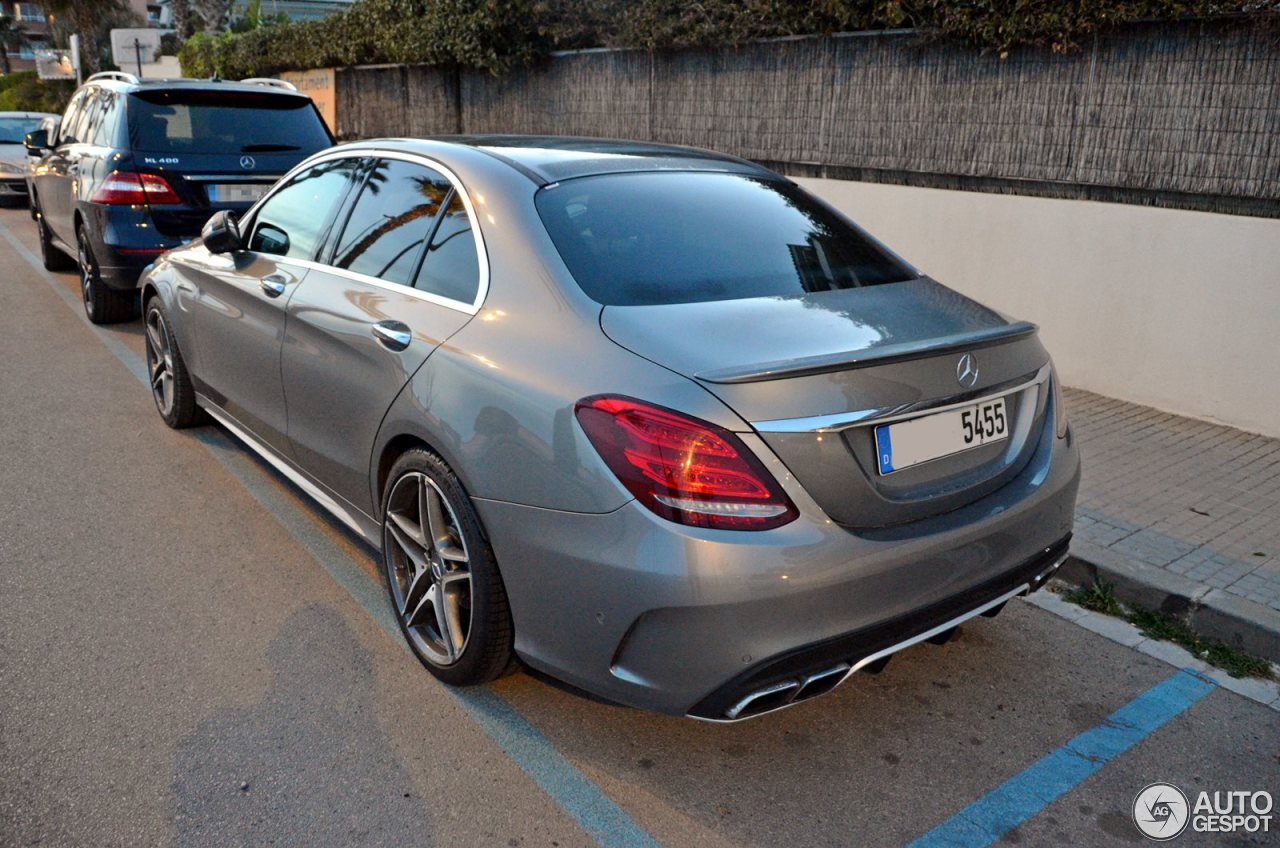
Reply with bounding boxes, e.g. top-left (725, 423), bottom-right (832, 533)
top-left (207, 183), bottom-right (270, 204)
top-left (875, 398), bottom-right (1008, 475)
